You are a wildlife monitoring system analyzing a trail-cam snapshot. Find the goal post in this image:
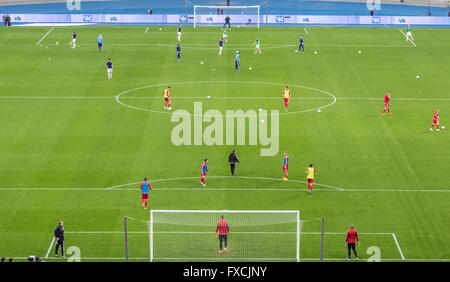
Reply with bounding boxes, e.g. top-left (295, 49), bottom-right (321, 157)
top-left (149, 210), bottom-right (300, 262)
top-left (193, 5), bottom-right (260, 28)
